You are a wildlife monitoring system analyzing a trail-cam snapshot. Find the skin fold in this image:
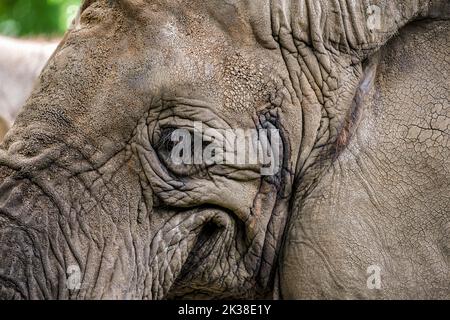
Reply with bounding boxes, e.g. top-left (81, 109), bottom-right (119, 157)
top-left (0, 0), bottom-right (448, 299)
